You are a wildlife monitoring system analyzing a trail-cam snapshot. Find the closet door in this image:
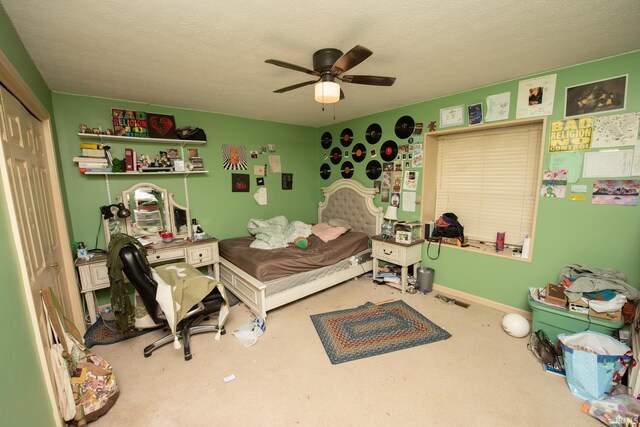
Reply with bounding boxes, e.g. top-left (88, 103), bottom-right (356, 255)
top-left (0, 85), bottom-right (74, 355)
